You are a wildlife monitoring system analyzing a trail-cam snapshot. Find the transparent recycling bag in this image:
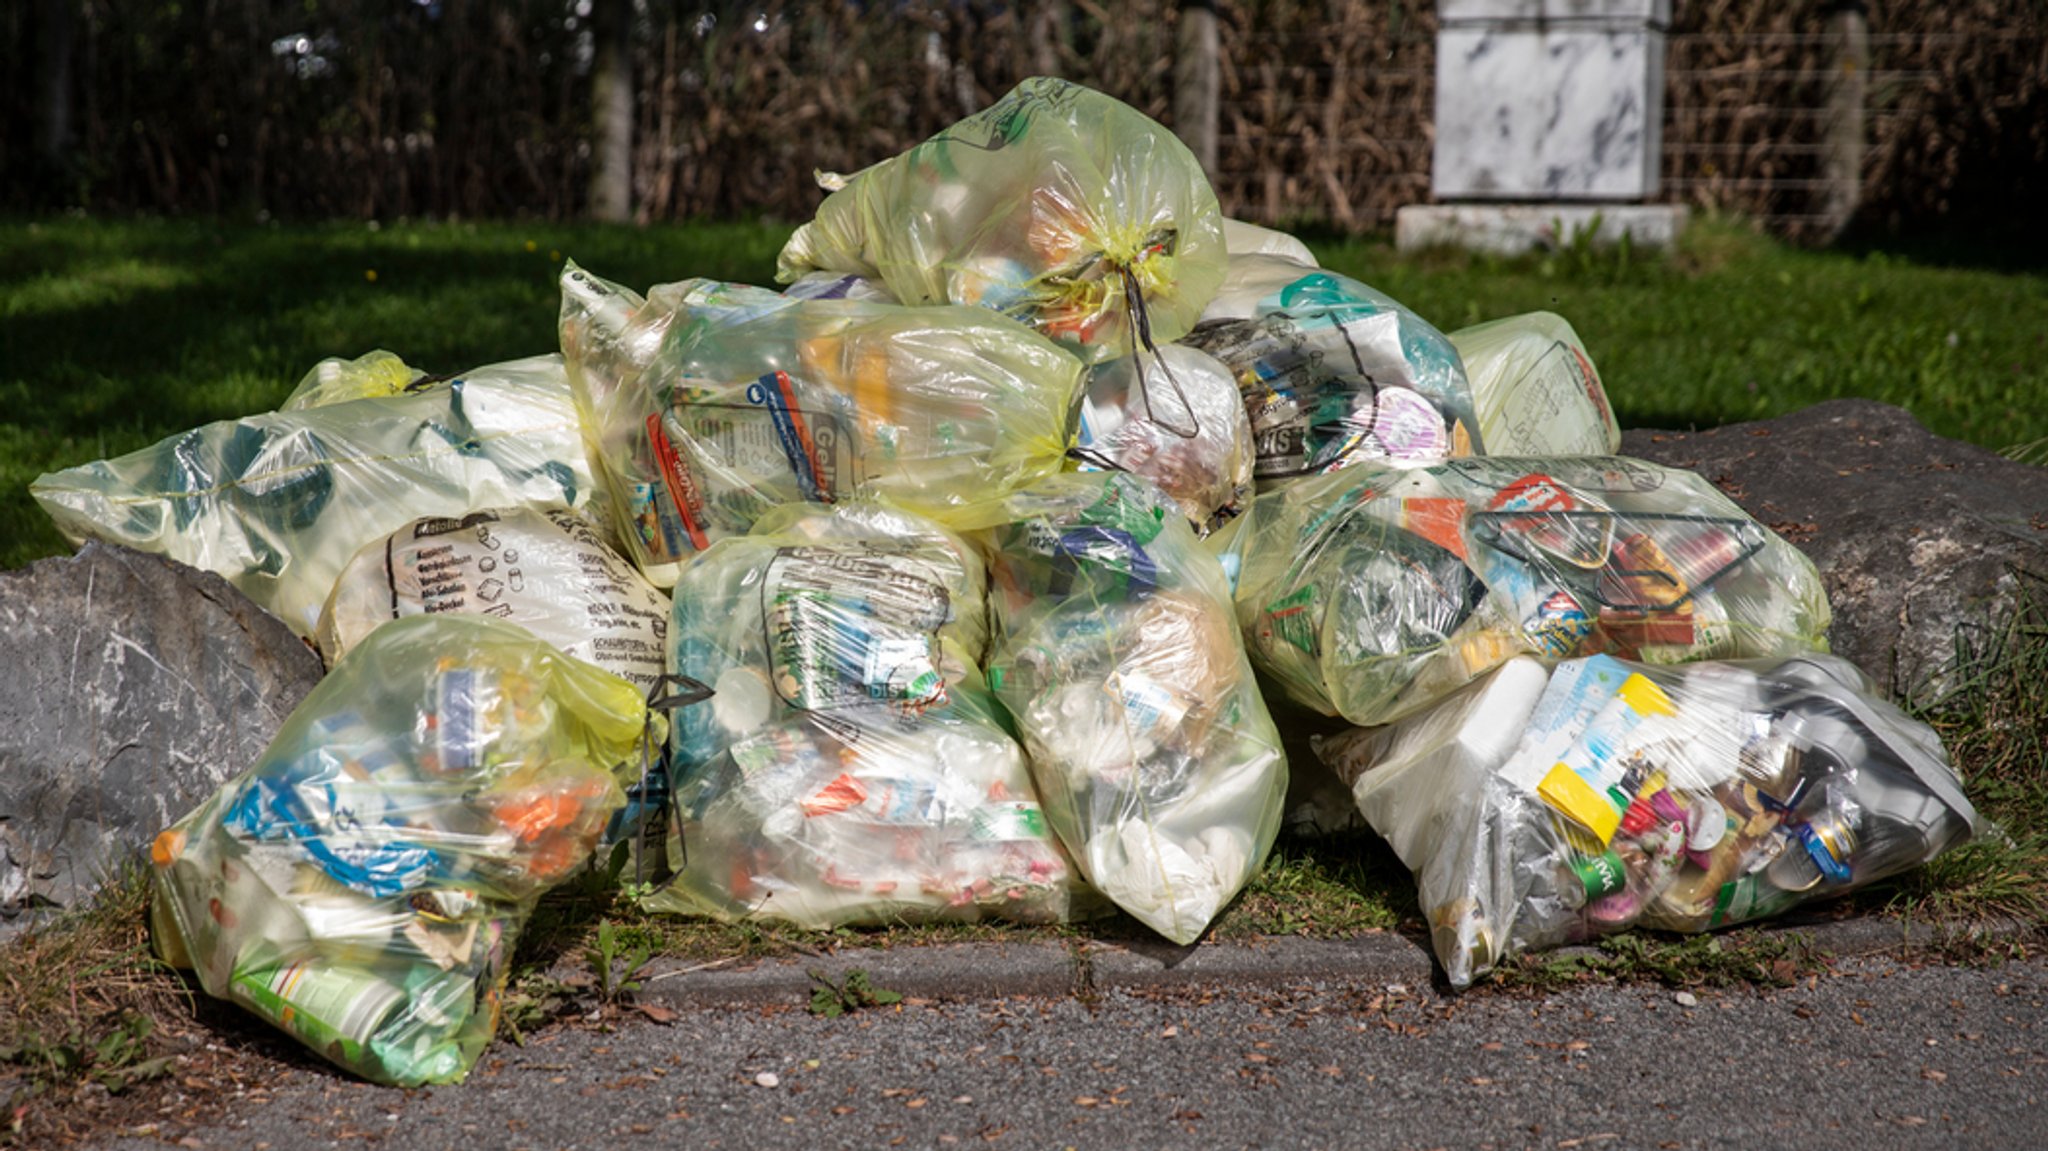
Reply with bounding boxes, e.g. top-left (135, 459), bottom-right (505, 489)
top-left (644, 502), bottom-right (1084, 928)
top-left (32, 354), bottom-right (600, 638)
top-left (1220, 217), bottom-right (1318, 267)
top-left (982, 473), bottom-right (1287, 944)
top-left (318, 506), bottom-right (672, 695)
top-left (776, 77), bottom-right (1227, 362)
top-left (1318, 654), bottom-right (1983, 988)
top-left (148, 615), bottom-right (651, 1085)
top-left (561, 265), bottom-right (1085, 586)
top-left (1182, 260), bottom-right (1482, 479)
top-left (559, 261), bottom-right (697, 430)
top-left (1450, 312), bottom-right (1621, 457)
top-left (281, 349), bottom-right (425, 411)
top-left (1230, 456), bottom-right (1832, 728)
top-left (1072, 343), bottom-right (1255, 536)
